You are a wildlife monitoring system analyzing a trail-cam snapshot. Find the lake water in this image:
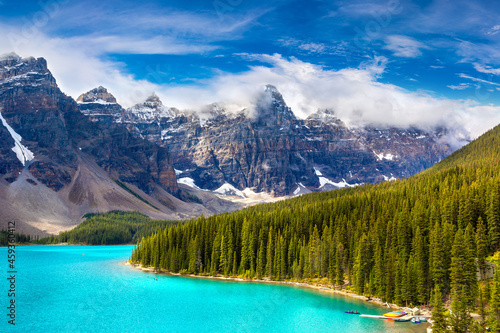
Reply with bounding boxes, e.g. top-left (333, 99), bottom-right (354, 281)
top-left (0, 245), bottom-right (427, 332)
